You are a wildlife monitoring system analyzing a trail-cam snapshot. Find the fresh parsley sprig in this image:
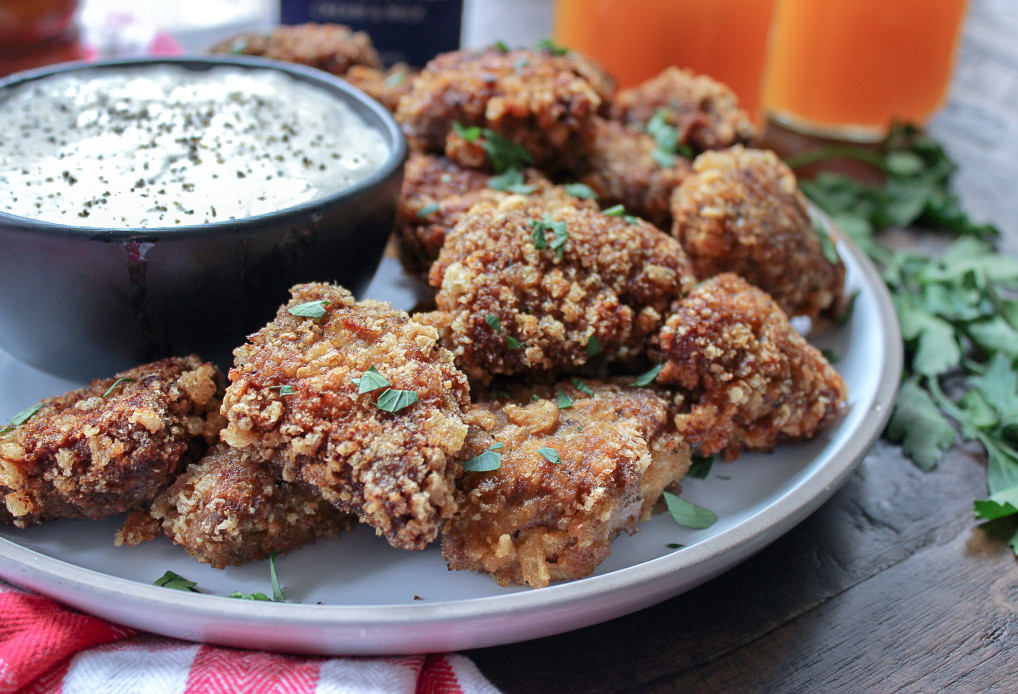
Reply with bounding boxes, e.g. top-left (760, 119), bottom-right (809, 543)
top-left (790, 123), bottom-right (1018, 553)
